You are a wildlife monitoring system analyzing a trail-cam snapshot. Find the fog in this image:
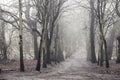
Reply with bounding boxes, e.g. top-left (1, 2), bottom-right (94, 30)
top-left (59, 0), bottom-right (89, 59)
top-left (1, 0), bottom-right (120, 80)
top-left (0, 0), bottom-right (89, 60)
